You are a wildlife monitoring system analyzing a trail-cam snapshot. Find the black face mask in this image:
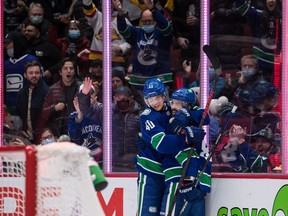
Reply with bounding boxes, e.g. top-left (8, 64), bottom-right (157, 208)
top-left (116, 99), bottom-right (130, 111)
